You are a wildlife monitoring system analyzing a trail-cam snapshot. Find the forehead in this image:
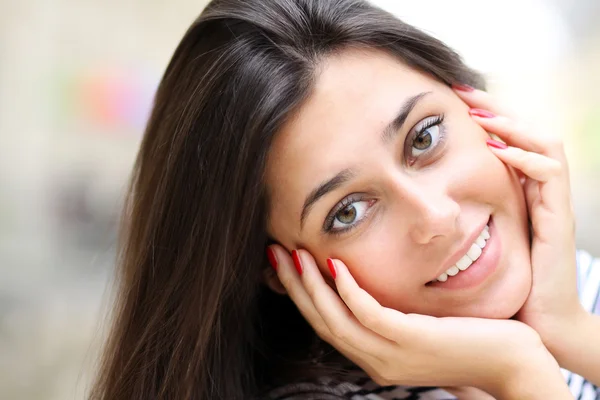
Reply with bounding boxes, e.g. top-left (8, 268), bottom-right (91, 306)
top-left (266, 48), bottom-right (440, 237)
